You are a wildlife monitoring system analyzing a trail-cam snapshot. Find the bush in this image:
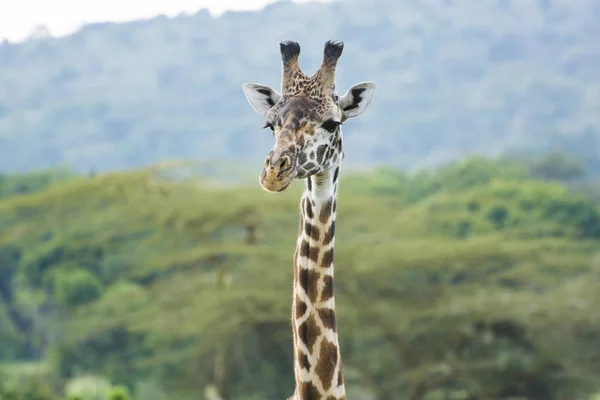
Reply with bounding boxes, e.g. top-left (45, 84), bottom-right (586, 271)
top-left (64, 375), bottom-right (111, 400)
top-left (106, 386), bottom-right (131, 400)
top-left (54, 269), bottom-right (104, 307)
